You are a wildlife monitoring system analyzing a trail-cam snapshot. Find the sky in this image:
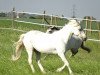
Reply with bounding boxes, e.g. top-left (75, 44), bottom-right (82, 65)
top-left (0, 0), bottom-right (100, 19)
